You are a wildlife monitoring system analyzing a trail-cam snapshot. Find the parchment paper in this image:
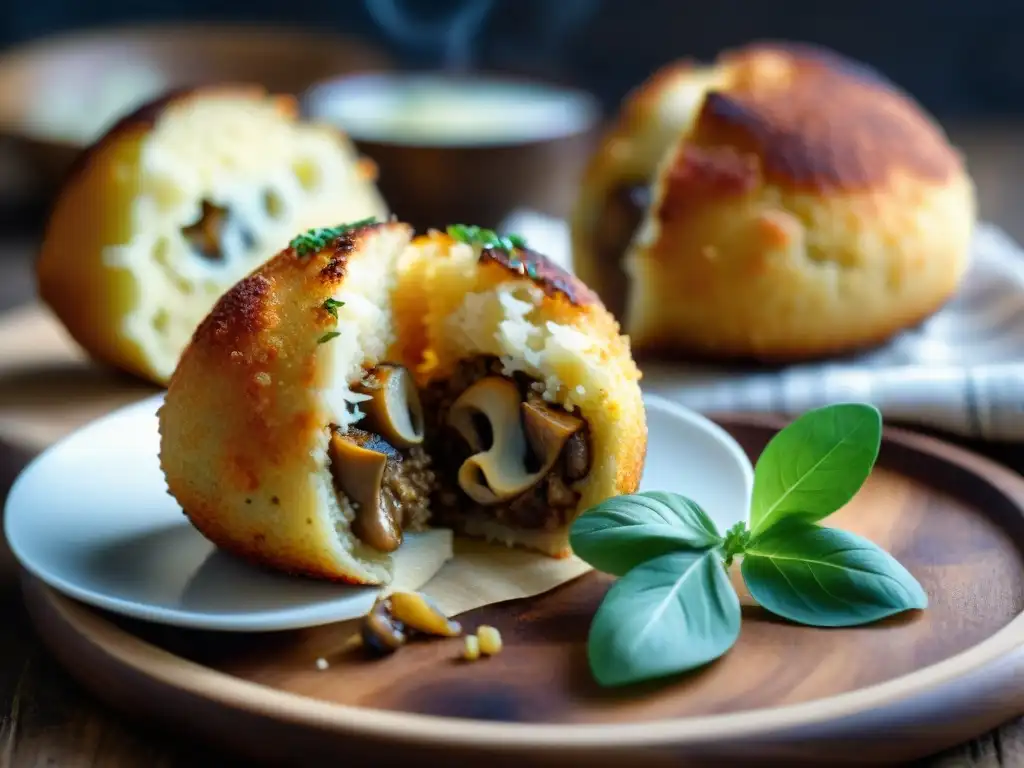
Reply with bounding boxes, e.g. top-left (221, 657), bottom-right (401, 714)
top-left (416, 538), bottom-right (592, 617)
top-left (385, 529), bottom-right (456, 596)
